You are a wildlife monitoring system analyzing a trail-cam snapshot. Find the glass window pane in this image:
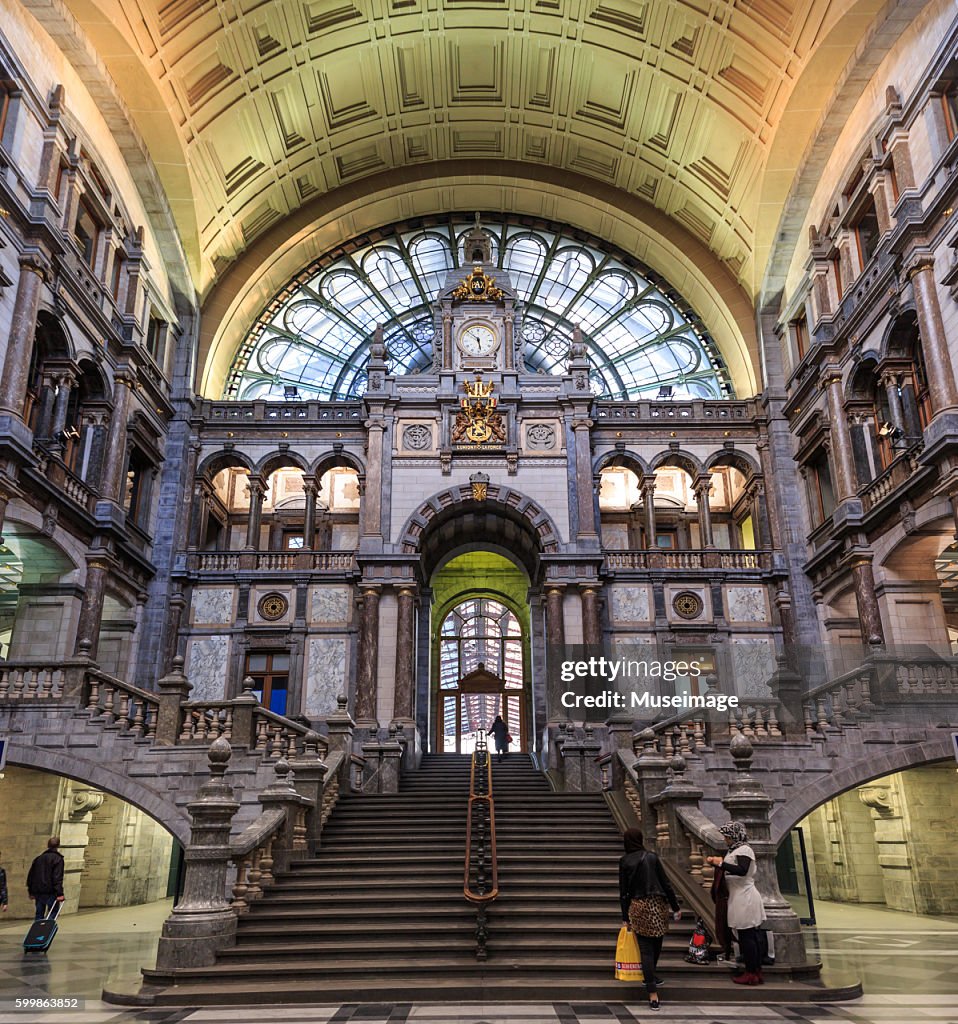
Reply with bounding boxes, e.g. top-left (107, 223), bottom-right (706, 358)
top-left (248, 654), bottom-right (268, 671)
top-left (225, 217), bottom-right (732, 402)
